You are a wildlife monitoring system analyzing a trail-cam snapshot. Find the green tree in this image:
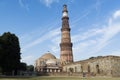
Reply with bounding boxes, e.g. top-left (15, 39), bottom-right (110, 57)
top-left (19, 62), bottom-right (27, 71)
top-left (27, 65), bottom-right (34, 72)
top-left (0, 32), bottom-right (21, 75)
top-left (0, 35), bottom-right (5, 74)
